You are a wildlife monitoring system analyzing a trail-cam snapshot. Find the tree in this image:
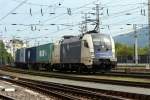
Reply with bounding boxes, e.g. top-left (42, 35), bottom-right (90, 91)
top-left (115, 43), bottom-right (134, 56)
top-left (0, 40), bottom-right (13, 65)
top-left (138, 47), bottom-right (149, 55)
top-left (115, 42), bottom-right (149, 56)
